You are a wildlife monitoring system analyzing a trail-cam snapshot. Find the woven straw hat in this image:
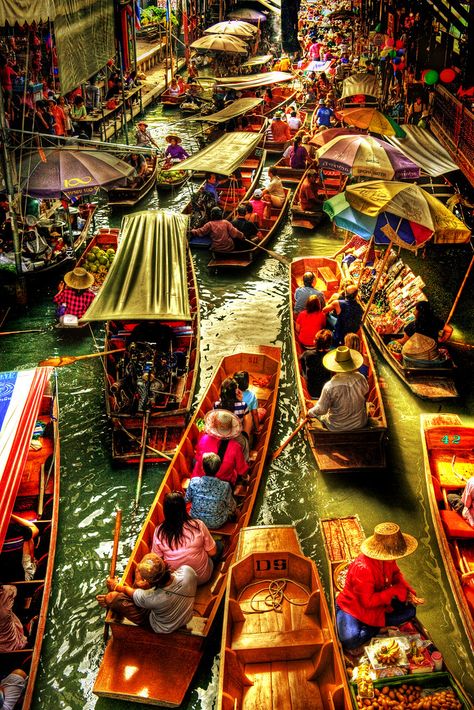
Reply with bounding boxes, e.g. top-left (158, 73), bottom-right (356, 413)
top-left (323, 345), bottom-right (363, 373)
top-left (165, 134), bottom-right (182, 143)
top-left (361, 522), bottom-right (418, 560)
top-left (204, 409), bottom-right (242, 439)
top-left (137, 553), bottom-right (168, 584)
top-left (402, 333), bottom-right (437, 360)
top-left (64, 267), bottom-right (94, 290)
